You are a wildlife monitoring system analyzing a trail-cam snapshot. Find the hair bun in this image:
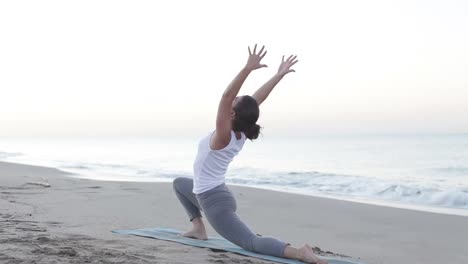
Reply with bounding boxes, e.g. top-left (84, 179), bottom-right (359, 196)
top-left (245, 123), bottom-right (261, 140)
